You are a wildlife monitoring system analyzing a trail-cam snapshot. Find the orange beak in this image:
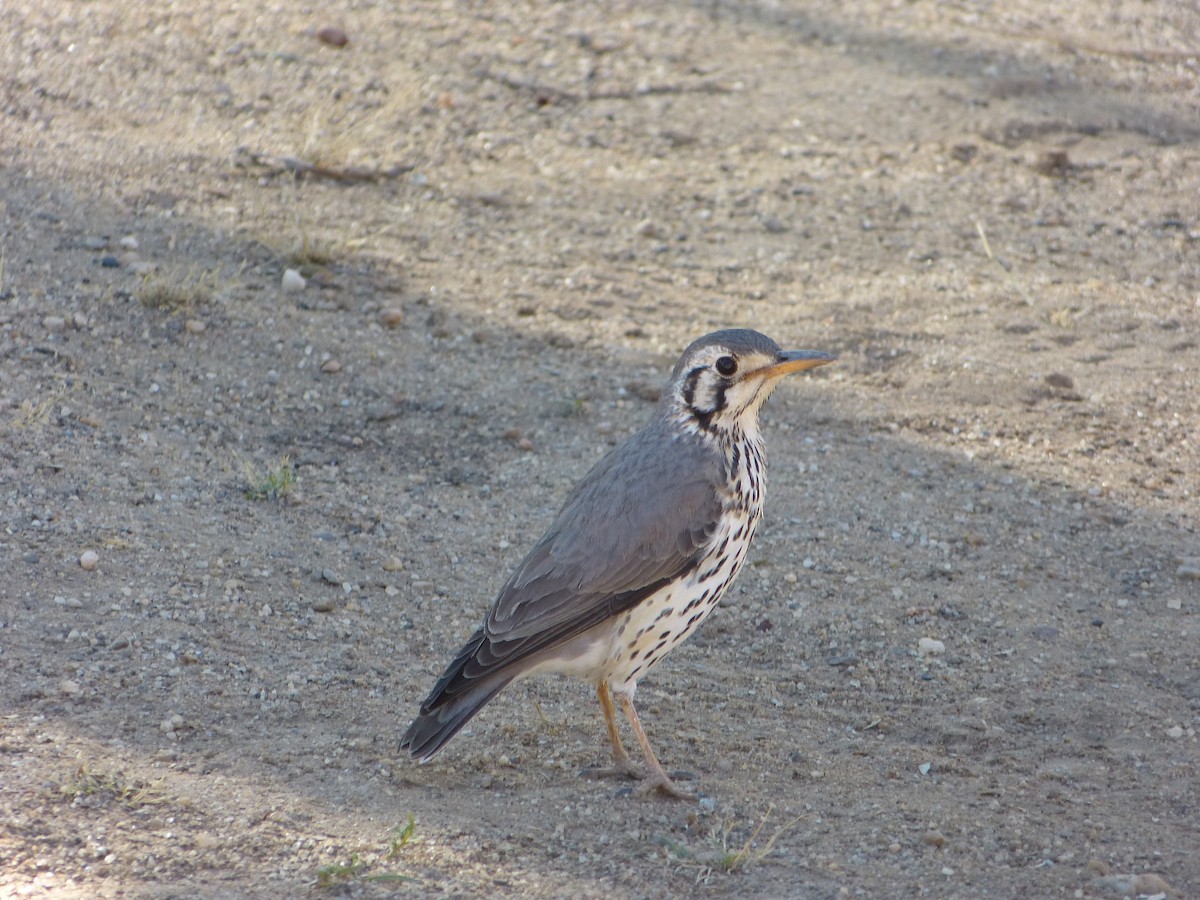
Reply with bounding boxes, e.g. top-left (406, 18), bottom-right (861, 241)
top-left (750, 349), bottom-right (837, 381)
